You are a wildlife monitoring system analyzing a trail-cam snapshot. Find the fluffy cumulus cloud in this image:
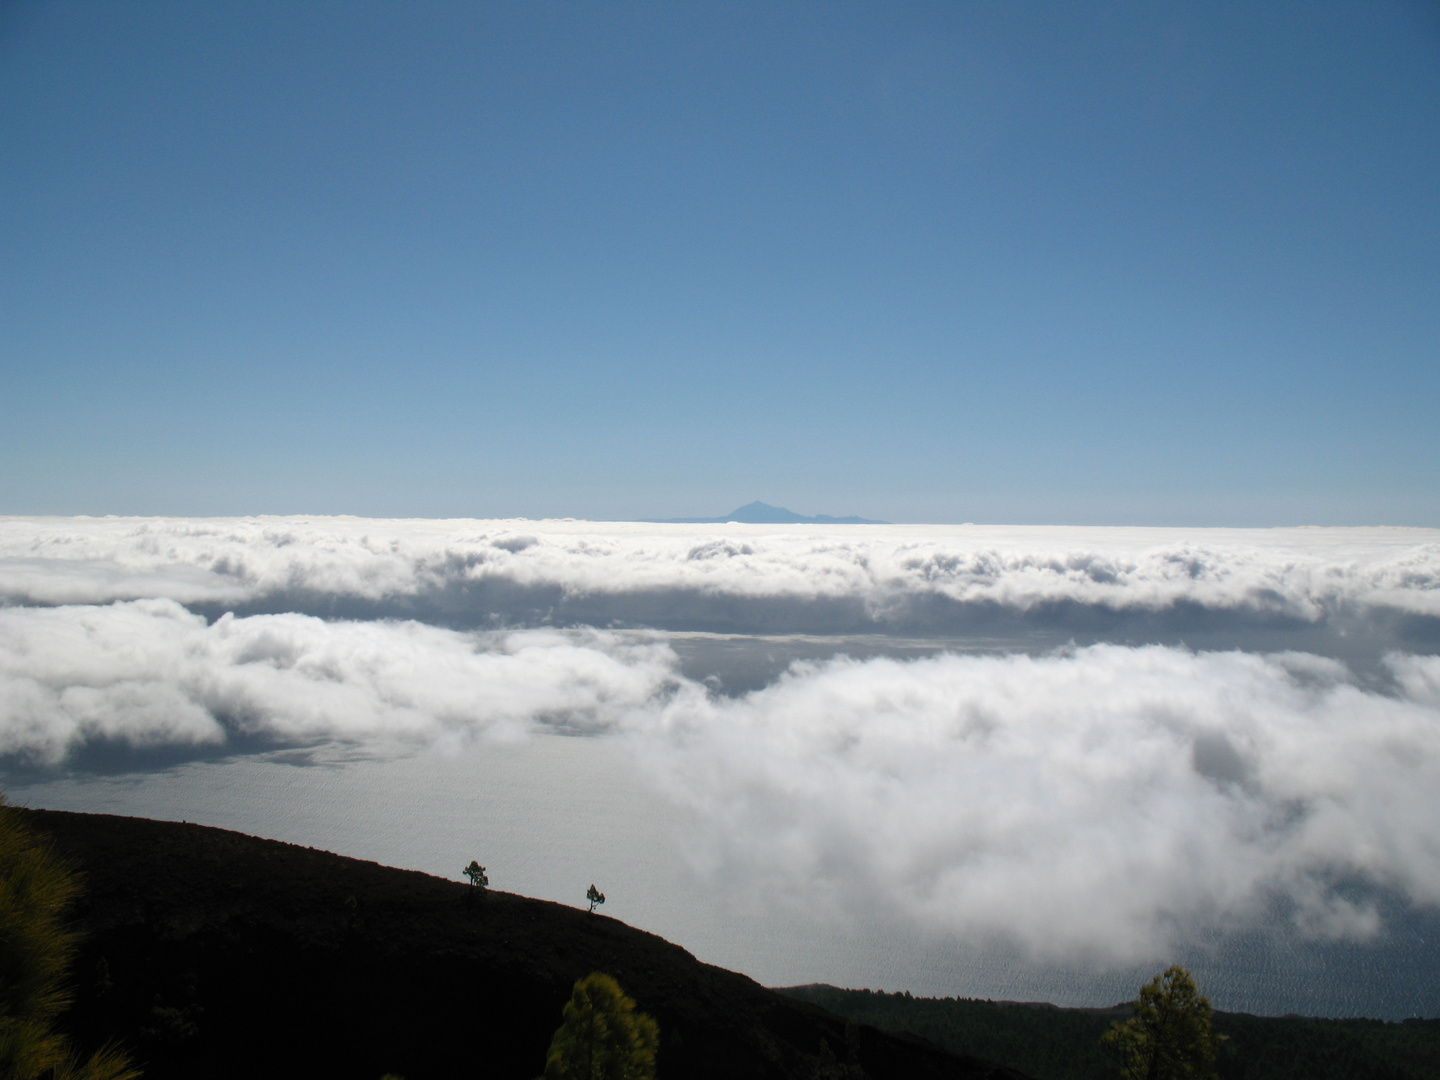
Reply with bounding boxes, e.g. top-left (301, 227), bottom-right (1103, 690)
top-left (632, 647), bottom-right (1440, 964)
top-left (2, 591), bottom-right (1438, 966)
top-left (0, 600), bottom-right (678, 763)
top-left (1, 518), bottom-right (1438, 633)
